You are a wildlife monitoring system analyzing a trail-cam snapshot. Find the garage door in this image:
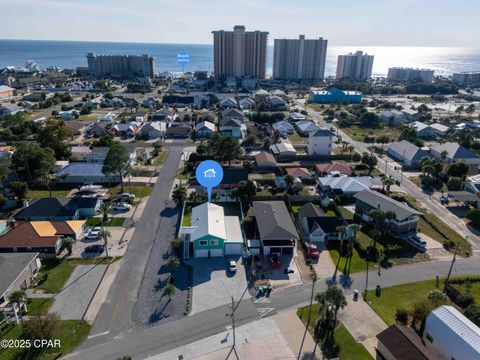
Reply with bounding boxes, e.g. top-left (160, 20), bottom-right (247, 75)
top-left (195, 249), bottom-right (209, 258)
top-left (225, 243), bottom-right (242, 255)
top-left (210, 249), bottom-right (223, 257)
